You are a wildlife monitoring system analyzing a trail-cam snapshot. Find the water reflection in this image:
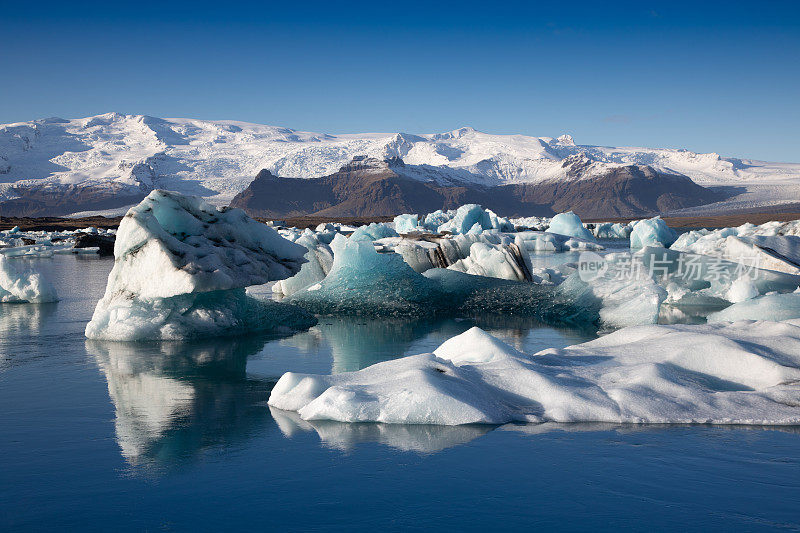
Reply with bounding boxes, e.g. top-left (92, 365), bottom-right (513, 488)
top-left (270, 407), bottom-right (493, 453)
top-left (278, 315), bottom-right (596, 374)
top-left (86, 314), bottom-right (597, 468)
top-left (0, 303), bottom-right (57, 370)
top-left (87, 335), bottom-right (273, 471)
